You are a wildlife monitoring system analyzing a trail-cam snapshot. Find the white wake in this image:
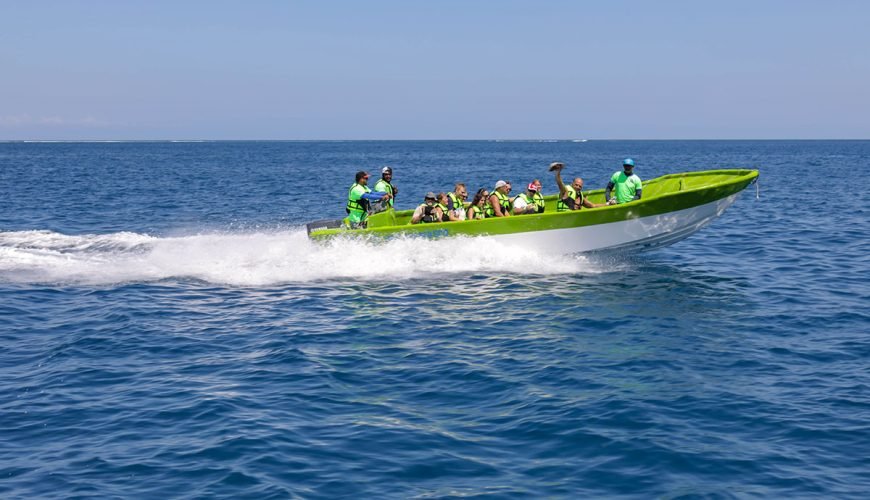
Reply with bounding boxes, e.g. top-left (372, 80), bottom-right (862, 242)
top-left (0, 229), bottom-right (602, 286)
